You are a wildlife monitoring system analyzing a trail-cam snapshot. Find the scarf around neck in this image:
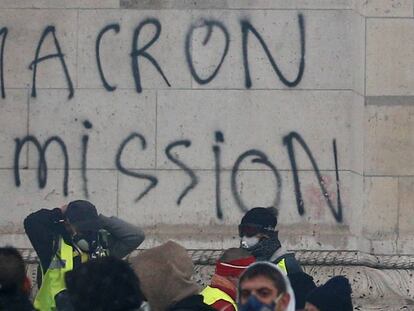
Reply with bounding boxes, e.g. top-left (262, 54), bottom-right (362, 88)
top-left (247, 231), bottom-right (281, 261)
